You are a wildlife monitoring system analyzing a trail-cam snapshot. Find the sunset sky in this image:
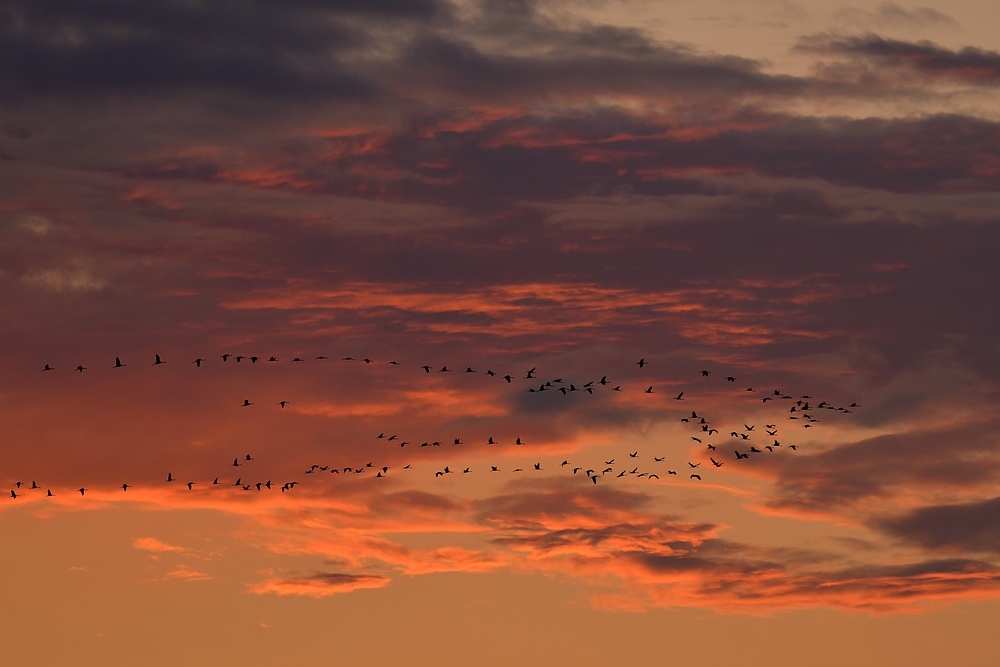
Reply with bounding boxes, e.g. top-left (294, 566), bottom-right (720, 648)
top-left (3, 0), bottom-right (1000, 664)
